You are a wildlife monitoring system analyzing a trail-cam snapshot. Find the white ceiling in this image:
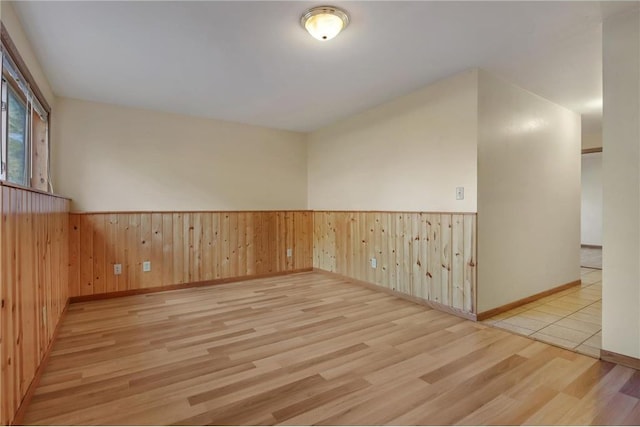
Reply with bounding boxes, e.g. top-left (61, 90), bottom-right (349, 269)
top-left (12, 1), bottom-right (639, 133)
